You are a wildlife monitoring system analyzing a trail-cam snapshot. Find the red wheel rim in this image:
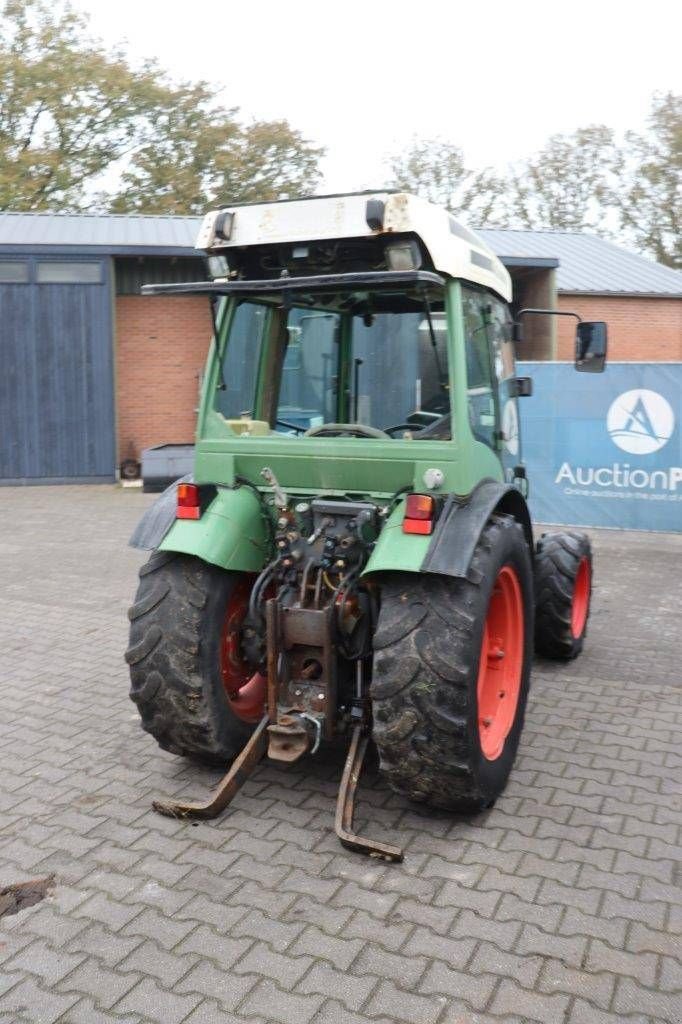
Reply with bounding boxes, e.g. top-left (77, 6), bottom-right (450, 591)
top-left (220, 578), bottom-right (266, 723)
top-left (571, 557), bottom-right (591, 639)
top-left (477, 565), bottom-right (525, 761)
